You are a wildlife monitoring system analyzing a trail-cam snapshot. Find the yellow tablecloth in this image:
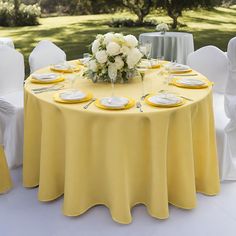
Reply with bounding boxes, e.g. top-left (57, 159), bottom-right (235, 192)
top-left (0, 145), bottom-right (12, 194)
top-left (23, 65), bottom-right (220, 224)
